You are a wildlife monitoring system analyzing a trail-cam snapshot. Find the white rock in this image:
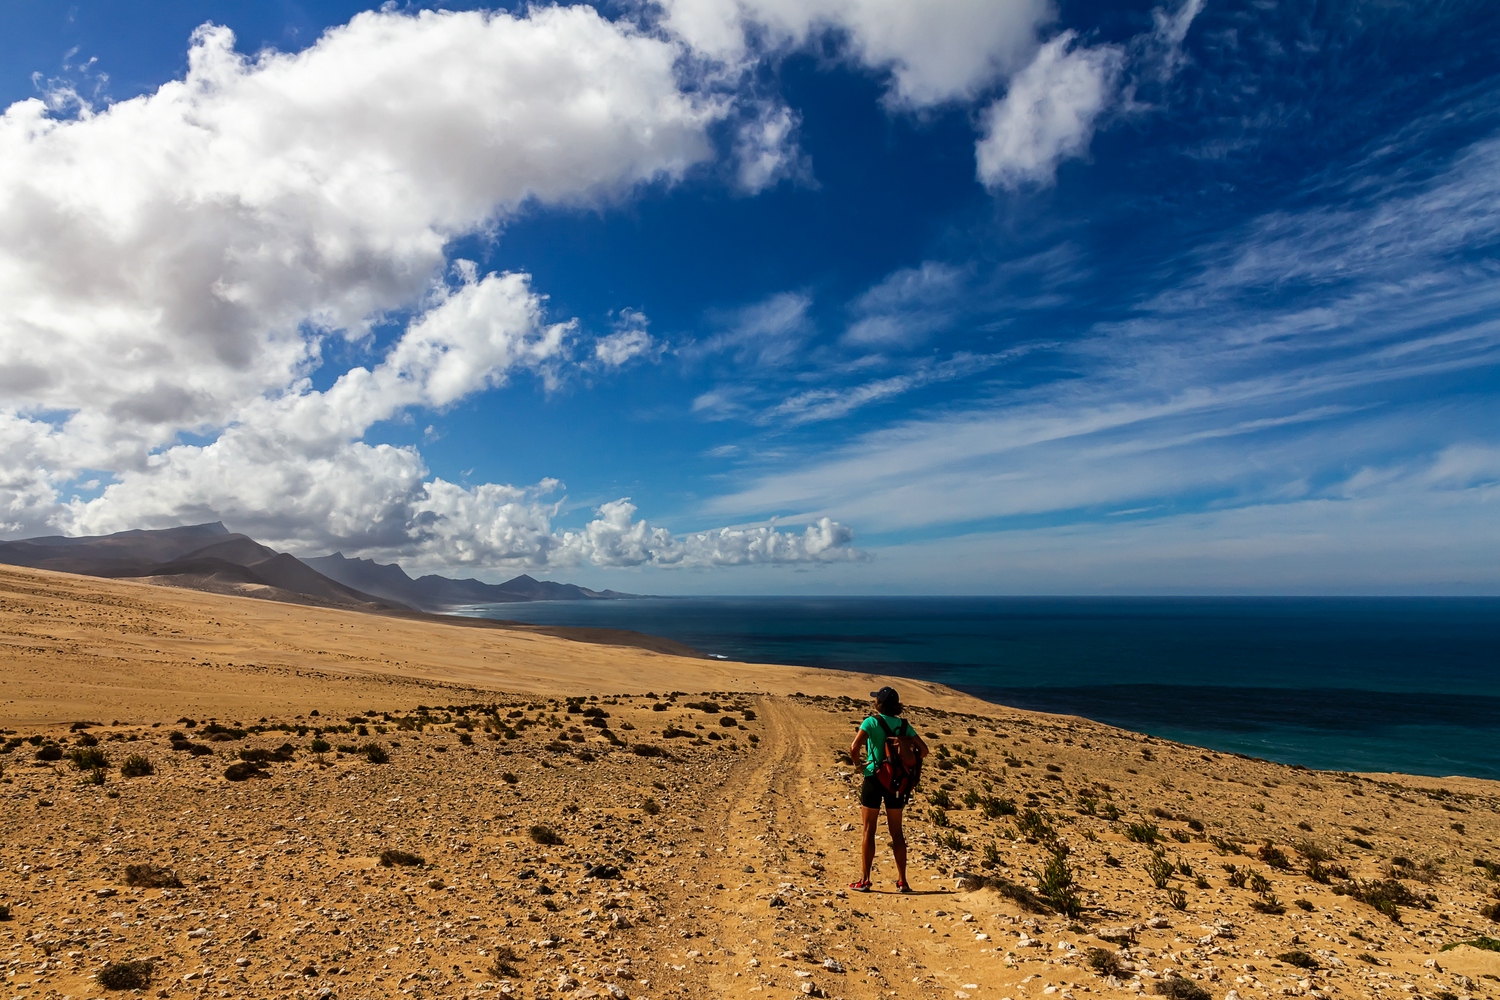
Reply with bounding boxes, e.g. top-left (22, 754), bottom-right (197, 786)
top-left (801, 983), bottom-right (816, 995)
top-left (822, 958), bottom-right (844, 973)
